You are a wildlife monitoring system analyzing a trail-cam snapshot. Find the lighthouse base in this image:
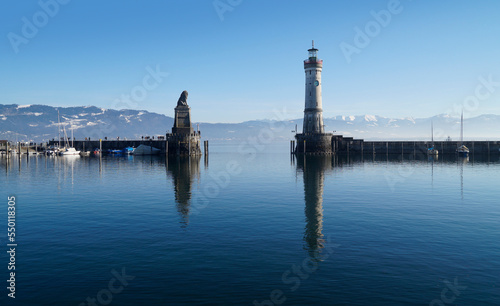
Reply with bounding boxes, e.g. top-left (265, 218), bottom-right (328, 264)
top-left (295, 133), bottom-right (334, 155)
